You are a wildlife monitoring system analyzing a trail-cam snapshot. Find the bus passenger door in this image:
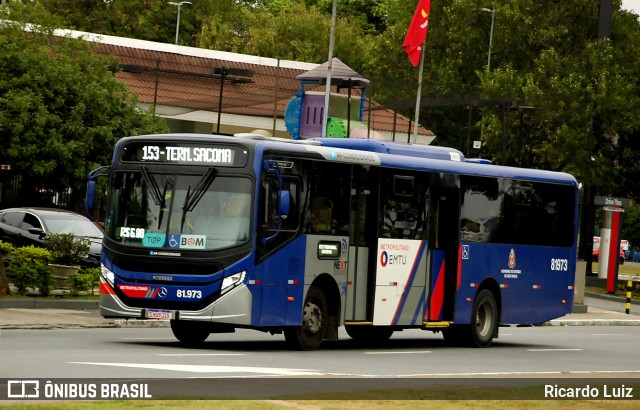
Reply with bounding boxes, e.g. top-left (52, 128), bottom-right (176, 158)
top-left (344, 165), bottom-right (377, 322)
top-left (426, 176), bottom-right (460, 322)
top-left (371, 171), bottom-right (430, 326)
